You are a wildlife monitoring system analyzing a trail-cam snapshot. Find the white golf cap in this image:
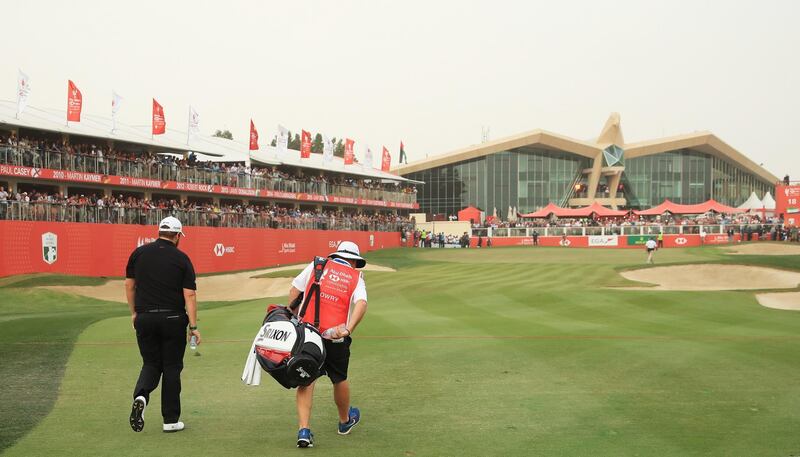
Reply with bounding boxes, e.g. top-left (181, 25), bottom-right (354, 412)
top-left (328, 240), bottom-right (366, 268)
top-left (158, 216), bottom-right (185, 237)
